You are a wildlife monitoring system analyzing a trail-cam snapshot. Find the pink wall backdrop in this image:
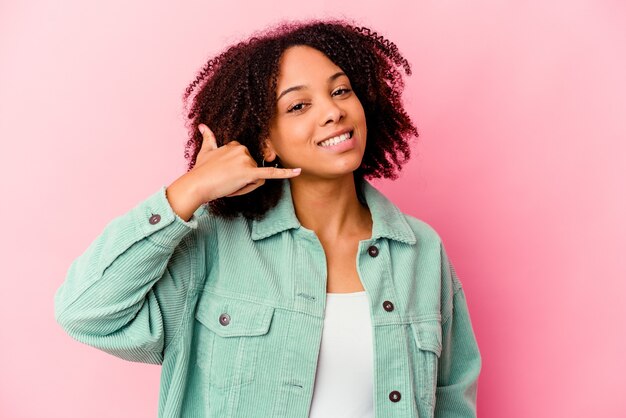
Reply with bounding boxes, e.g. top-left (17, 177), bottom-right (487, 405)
top-left (1, 0), bottom-right (625, 417)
